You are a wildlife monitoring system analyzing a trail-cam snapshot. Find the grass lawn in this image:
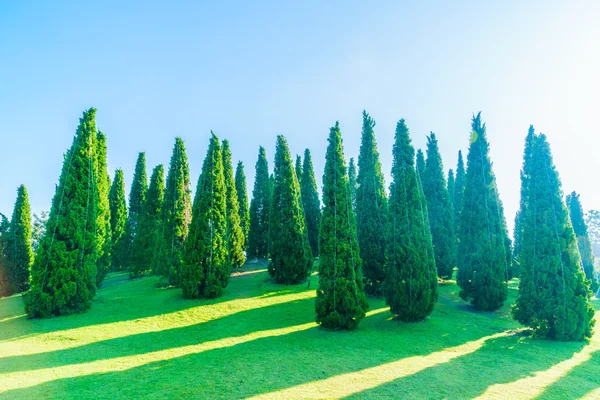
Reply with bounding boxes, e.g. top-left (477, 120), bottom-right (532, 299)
top-left (0, 262), bottom-right (599, 399)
